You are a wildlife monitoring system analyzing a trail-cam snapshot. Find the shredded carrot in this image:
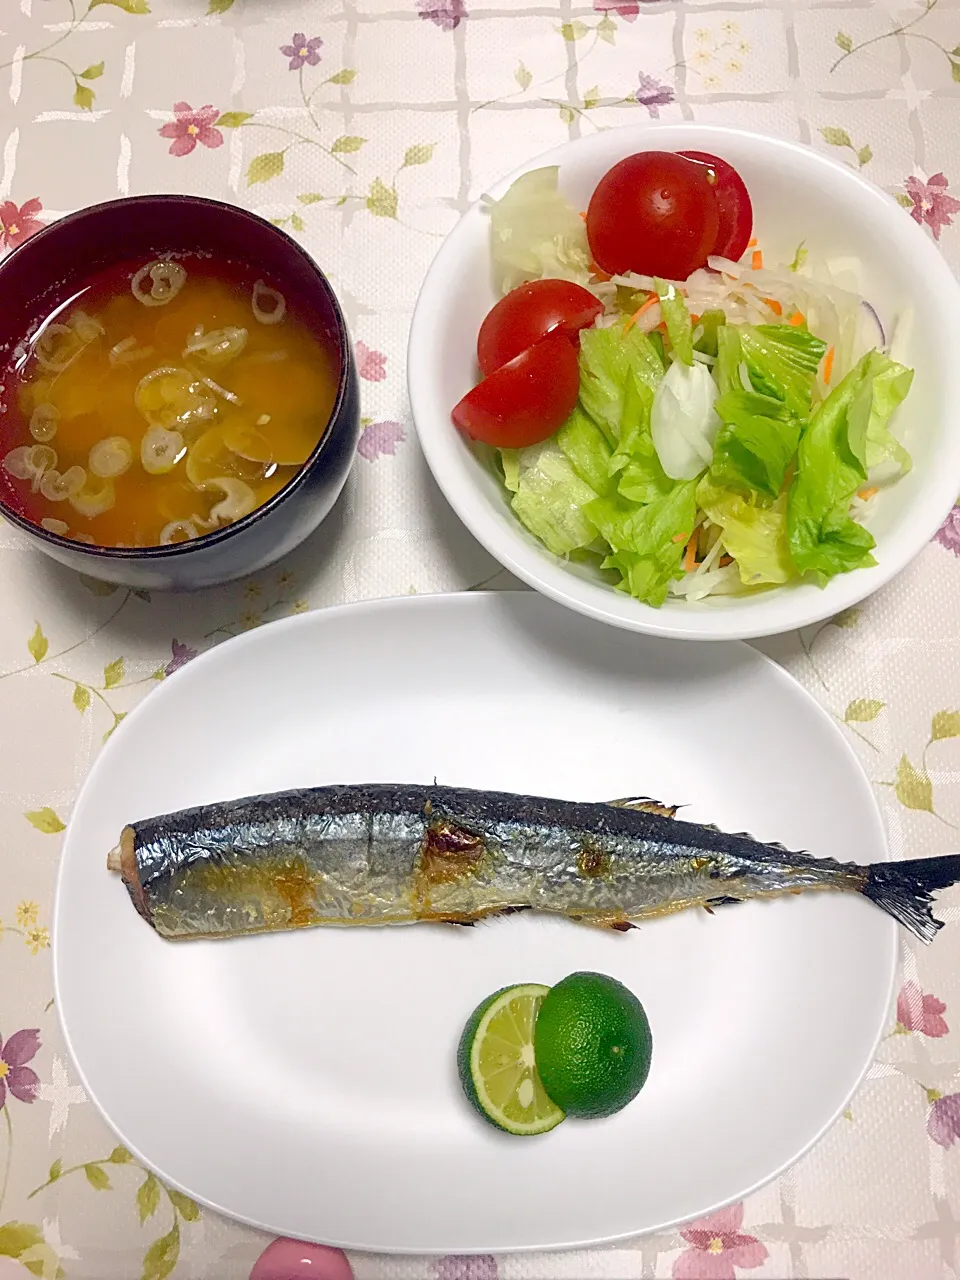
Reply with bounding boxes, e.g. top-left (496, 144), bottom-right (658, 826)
top-left (858, 487), bottom-right (878, 501)
top-left (589, 262), bottom-right (612, 283)
top-left (788, 311), bottom-right (805, 327)
top-left (579, 211), bottom-right (587, 221)
top-left (719, 554), bottom-right (733, 568)
top-left (683, 533), bottom-right (699, 574)
top-left (764, 297), bottom-right (783, 316)
top-left (751, 249), bottom-right (763, 270)
top-left (622, 291), bottom-right (658, 334)
top-left (690, 313), bottom-right (701, 325)
top-left (672, 531), bottom-right (689, 544)
top-left (823, 346), bottom-right (835, 385)
top-left (747, 237), bottom-right (758, 248)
